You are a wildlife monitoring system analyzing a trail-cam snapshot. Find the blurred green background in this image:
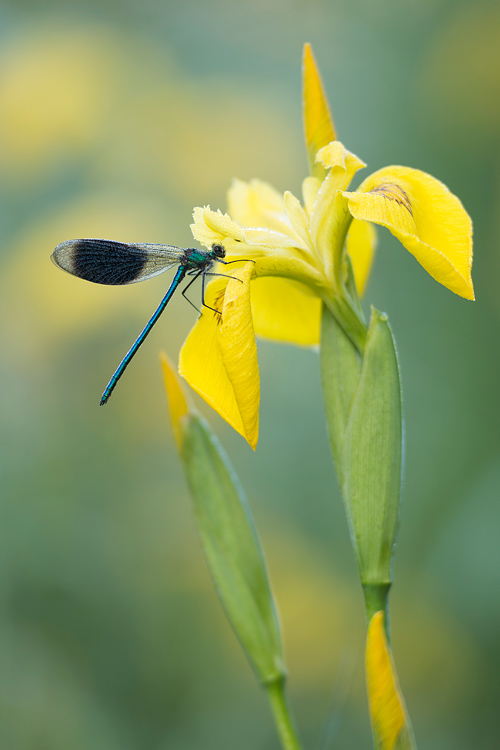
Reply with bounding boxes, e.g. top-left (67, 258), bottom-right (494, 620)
top-left (1, 0), bottom-right (499, 748)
